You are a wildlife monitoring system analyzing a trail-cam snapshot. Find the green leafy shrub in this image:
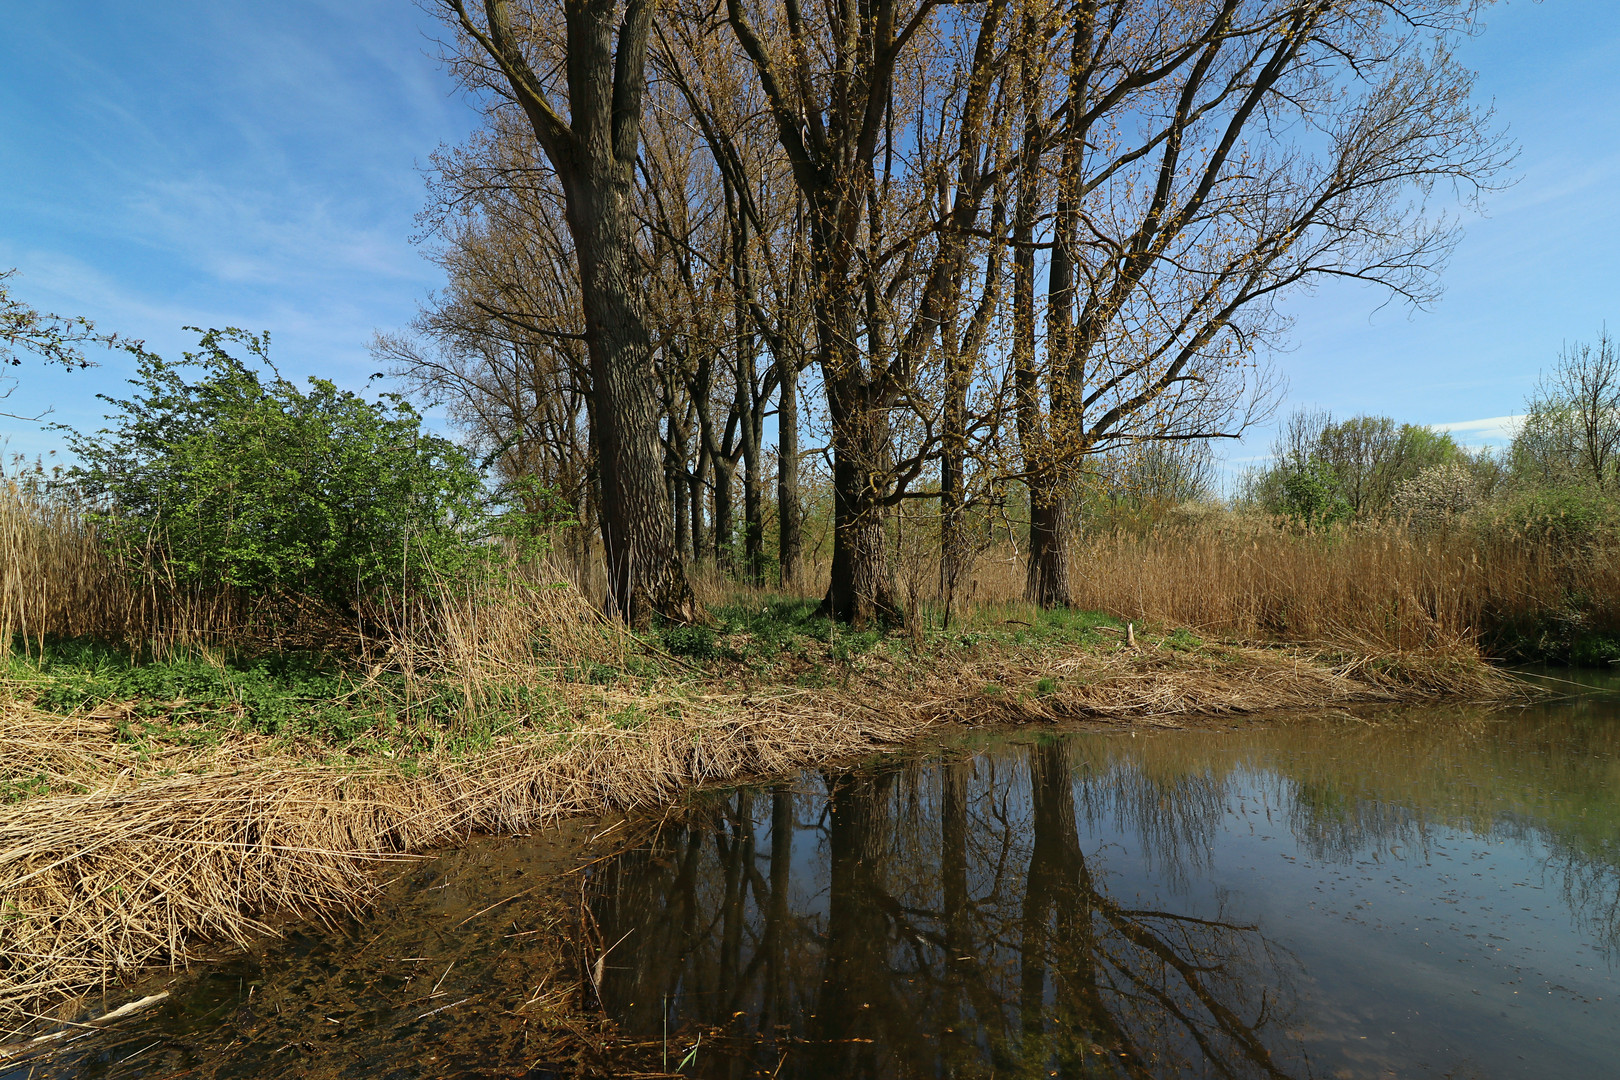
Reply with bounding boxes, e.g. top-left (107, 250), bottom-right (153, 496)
top-left (1278, 460), bottom-right (1350, 527)
top-left (1500, 485), bottom-right (1616, 549)
top-left (64, 328), bottom-right (486, 610)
